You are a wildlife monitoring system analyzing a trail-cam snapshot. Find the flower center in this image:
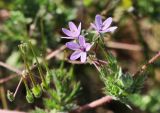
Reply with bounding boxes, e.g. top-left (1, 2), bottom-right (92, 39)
top-left (80, 46), bottom-right (86, 52)
top-left (99, 24), bottom-right (104, 31)
top-left (72, 29), bottom-right (76, 33)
